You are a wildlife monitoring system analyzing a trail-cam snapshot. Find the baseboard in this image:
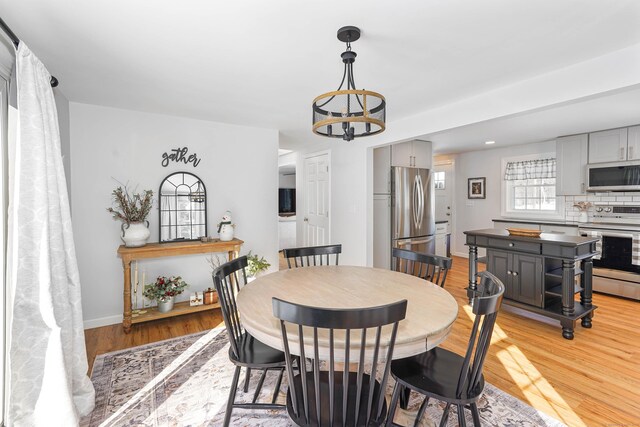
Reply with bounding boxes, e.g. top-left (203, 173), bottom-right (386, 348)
top-left (452, 251), bottom-right (468, 258)
top-left (83, 314), bottom-right (122, 330)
